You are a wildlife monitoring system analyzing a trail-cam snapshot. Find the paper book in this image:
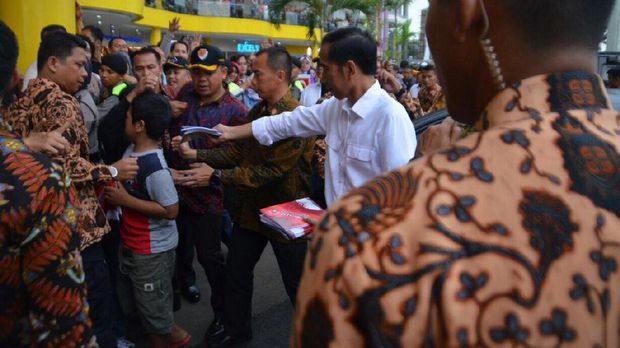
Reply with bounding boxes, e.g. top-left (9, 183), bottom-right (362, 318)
top-left (180, 126), bottom-right (222, 137)
top-left (259, 198), bottom-right (324, 240)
